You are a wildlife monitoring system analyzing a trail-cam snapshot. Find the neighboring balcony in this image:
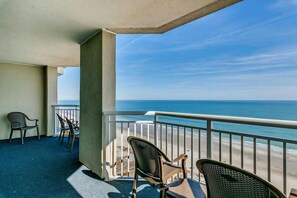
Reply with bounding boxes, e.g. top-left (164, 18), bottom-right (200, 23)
top-left (54, 105), bottom-right (297, 196)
